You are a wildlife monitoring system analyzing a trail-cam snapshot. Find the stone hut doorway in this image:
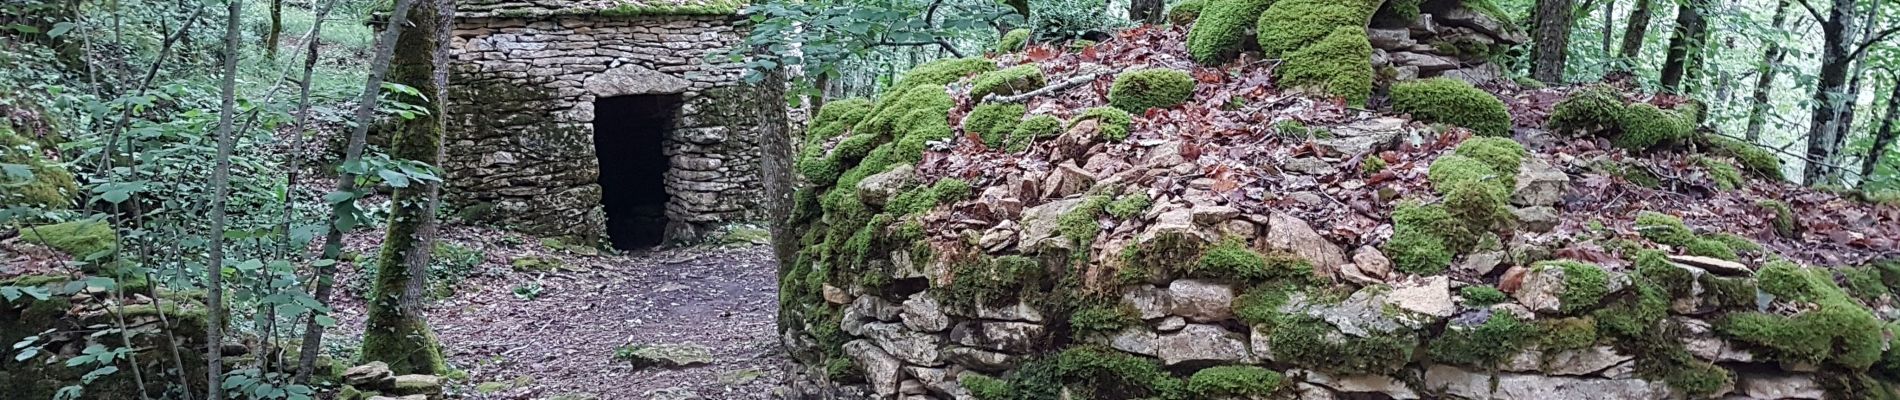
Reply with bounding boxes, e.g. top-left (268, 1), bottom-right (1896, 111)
top-left (593, 94), bottom-right (683, 249)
